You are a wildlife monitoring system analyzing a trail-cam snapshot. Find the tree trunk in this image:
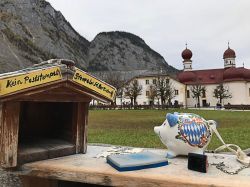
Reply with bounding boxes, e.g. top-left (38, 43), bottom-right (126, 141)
top-left (220, 97), bottom-right (222, 104)
top-left (133, 96), bottom-right (137, 106)
top-left (197, 97), bottom-right (200, 108)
